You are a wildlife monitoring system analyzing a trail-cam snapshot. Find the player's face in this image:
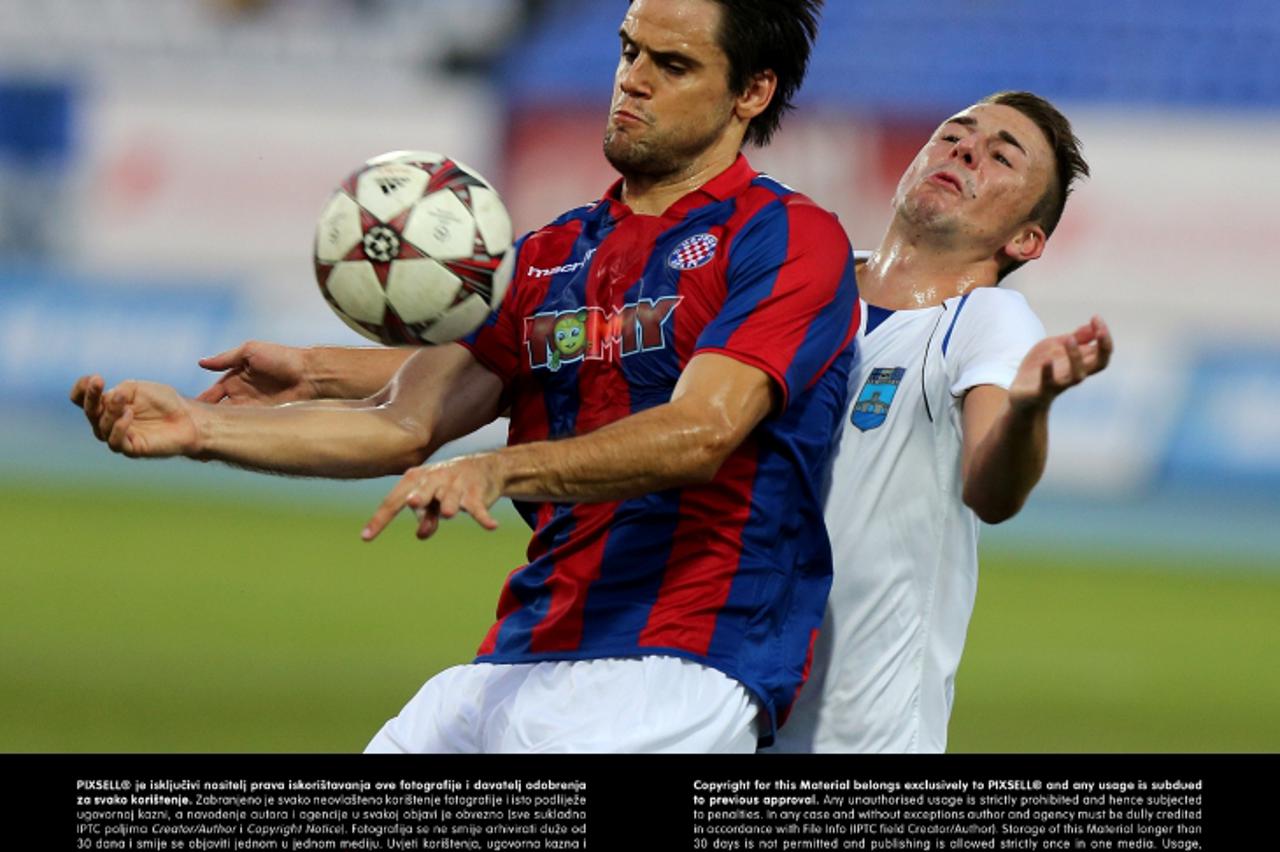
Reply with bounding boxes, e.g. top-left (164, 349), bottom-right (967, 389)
top-left (604, 0), bottom-right (740, 178)
top-left (893, 103), bottom-right (1055, 251)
